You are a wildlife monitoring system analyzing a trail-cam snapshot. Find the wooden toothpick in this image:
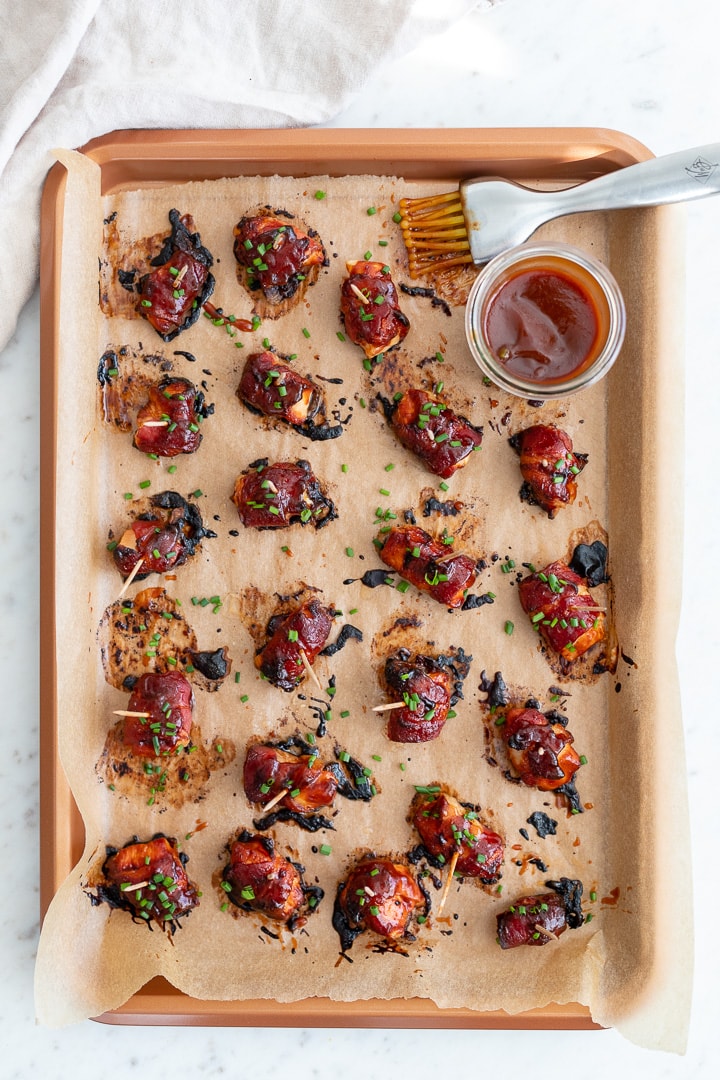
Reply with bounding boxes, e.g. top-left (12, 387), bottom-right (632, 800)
top-left (118, 556), bottom-right (145, 597)
top-left (261, 786), bottom-right (291, 813)
top-left (299, 649), bottom-right (323, 692)
top-left (436, 850), bottom-right (460, 916)
top-left (371, 701), bottom-right (407, 713)
top-left (349, 282), bottom-right (370, 305)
